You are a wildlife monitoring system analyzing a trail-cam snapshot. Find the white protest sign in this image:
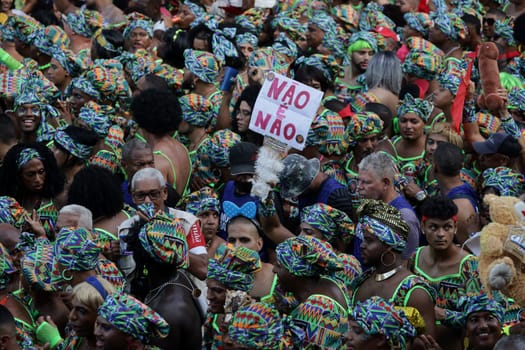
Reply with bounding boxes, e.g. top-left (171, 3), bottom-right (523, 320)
top-left (248, 72), bottom-right (323, 150)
